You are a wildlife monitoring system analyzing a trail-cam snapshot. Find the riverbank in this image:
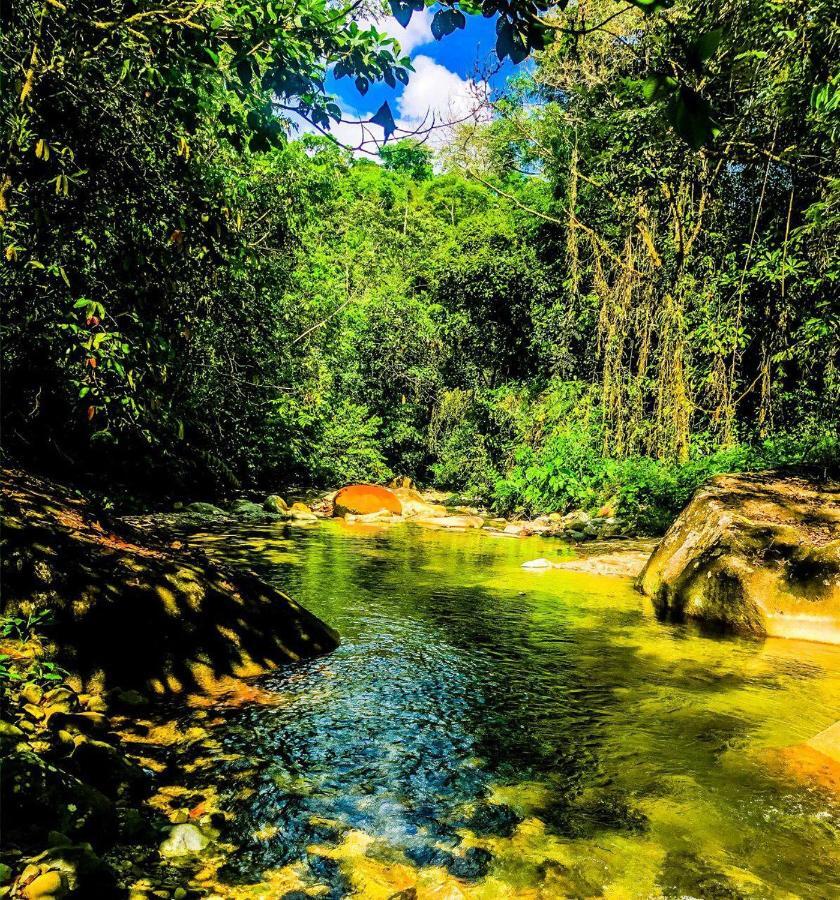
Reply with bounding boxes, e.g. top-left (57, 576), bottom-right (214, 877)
top-left (1, 468), bottom-right (339, 898)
